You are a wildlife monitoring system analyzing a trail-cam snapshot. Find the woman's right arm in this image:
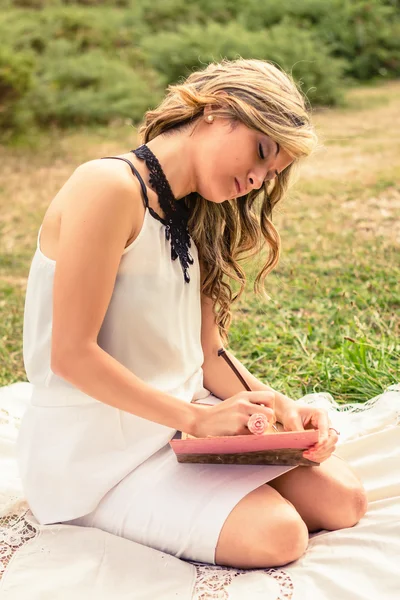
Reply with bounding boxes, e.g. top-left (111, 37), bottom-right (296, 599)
top-left (49, 159), bottom-right (198, 435)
